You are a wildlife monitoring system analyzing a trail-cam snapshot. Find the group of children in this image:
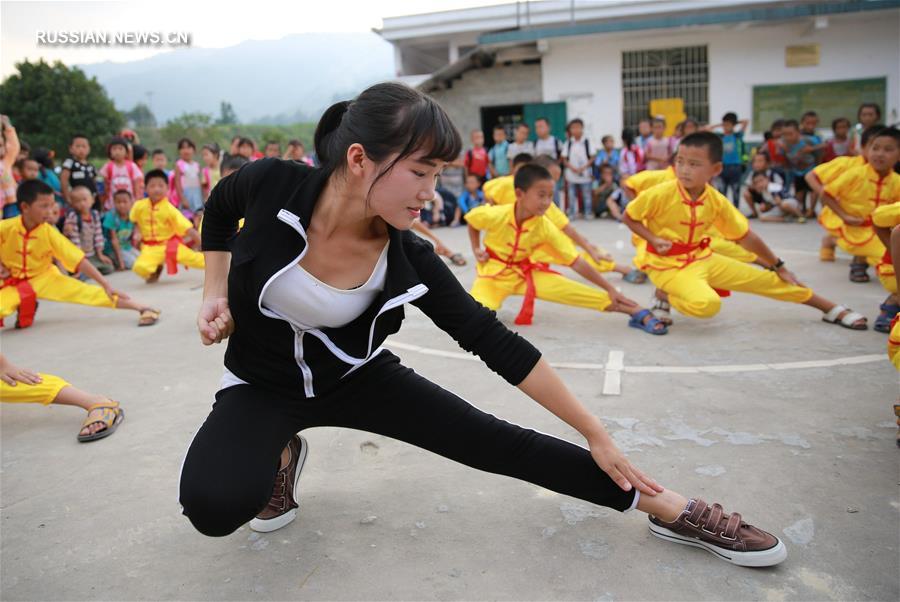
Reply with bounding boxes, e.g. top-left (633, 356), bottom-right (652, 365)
top-left (2, 108), bottom-right (899, 442)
